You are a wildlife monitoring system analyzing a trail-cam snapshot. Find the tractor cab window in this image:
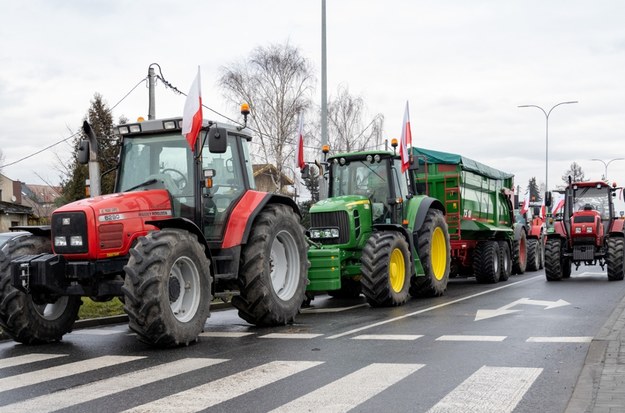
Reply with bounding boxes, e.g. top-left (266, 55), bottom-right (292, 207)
top-left (572, 186), bottom-right (610, 220)
top-left (201, 135), bottom-right (246, 240)
top-left (117, 134), bottom-right (194, 219)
